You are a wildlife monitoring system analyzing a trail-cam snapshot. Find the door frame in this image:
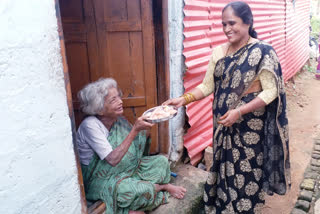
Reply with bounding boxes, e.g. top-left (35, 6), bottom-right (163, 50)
top-left (153, 0), bottom-right (170, 153)
top-left (55, 0), bottom-right (170, 212)
top-left (55, 0), bottom-right (88, 213)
